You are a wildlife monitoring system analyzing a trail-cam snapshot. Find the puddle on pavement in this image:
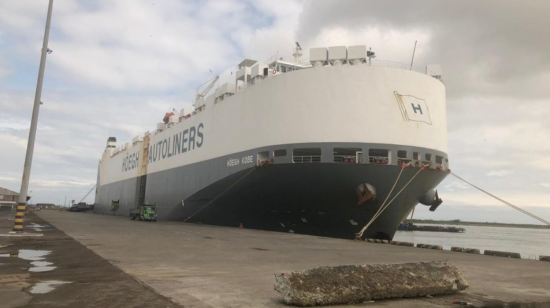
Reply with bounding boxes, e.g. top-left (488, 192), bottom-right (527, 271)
top-left (0, 250), bottom-right (57, 272)
top-left (29, 266), bottom-right (57, 272)
top-left (31, 261), bottom-right (53, 267)
top-left (0, 250), bottom-right (51, 260)
top-left (28, 223), bottom-right (52, 232)
top-left (29, 281), bottom-right (71, 294)
top-left (18, 250), bottom-right (51, 261)
top-left (29, 261), bottom-right (56, 272)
